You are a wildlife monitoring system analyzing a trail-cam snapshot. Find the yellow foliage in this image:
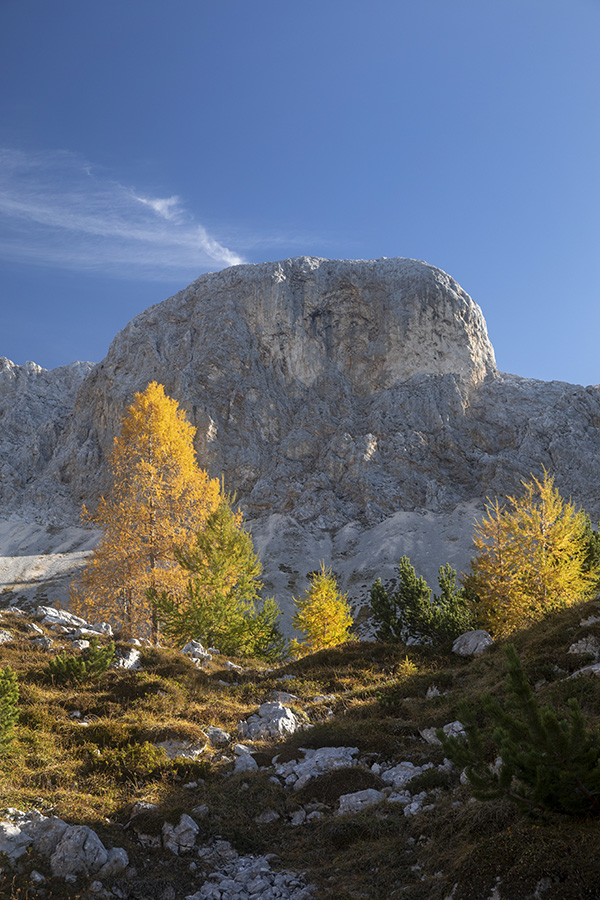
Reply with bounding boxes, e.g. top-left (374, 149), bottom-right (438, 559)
top-left (467, 471), bottom-right (599, 637)
top-left (397, 655), bottom-right (418, 678)
top-left (71, 382), bottom-right (220, 637)
top-left (291, 562), bottom-right (353, 656)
